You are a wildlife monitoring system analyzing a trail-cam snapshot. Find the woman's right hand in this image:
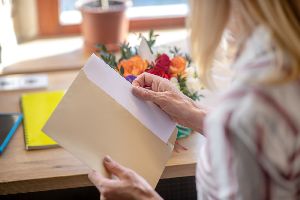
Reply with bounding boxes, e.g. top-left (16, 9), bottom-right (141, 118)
top-left (132, 73), bottom-right (208, 133)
